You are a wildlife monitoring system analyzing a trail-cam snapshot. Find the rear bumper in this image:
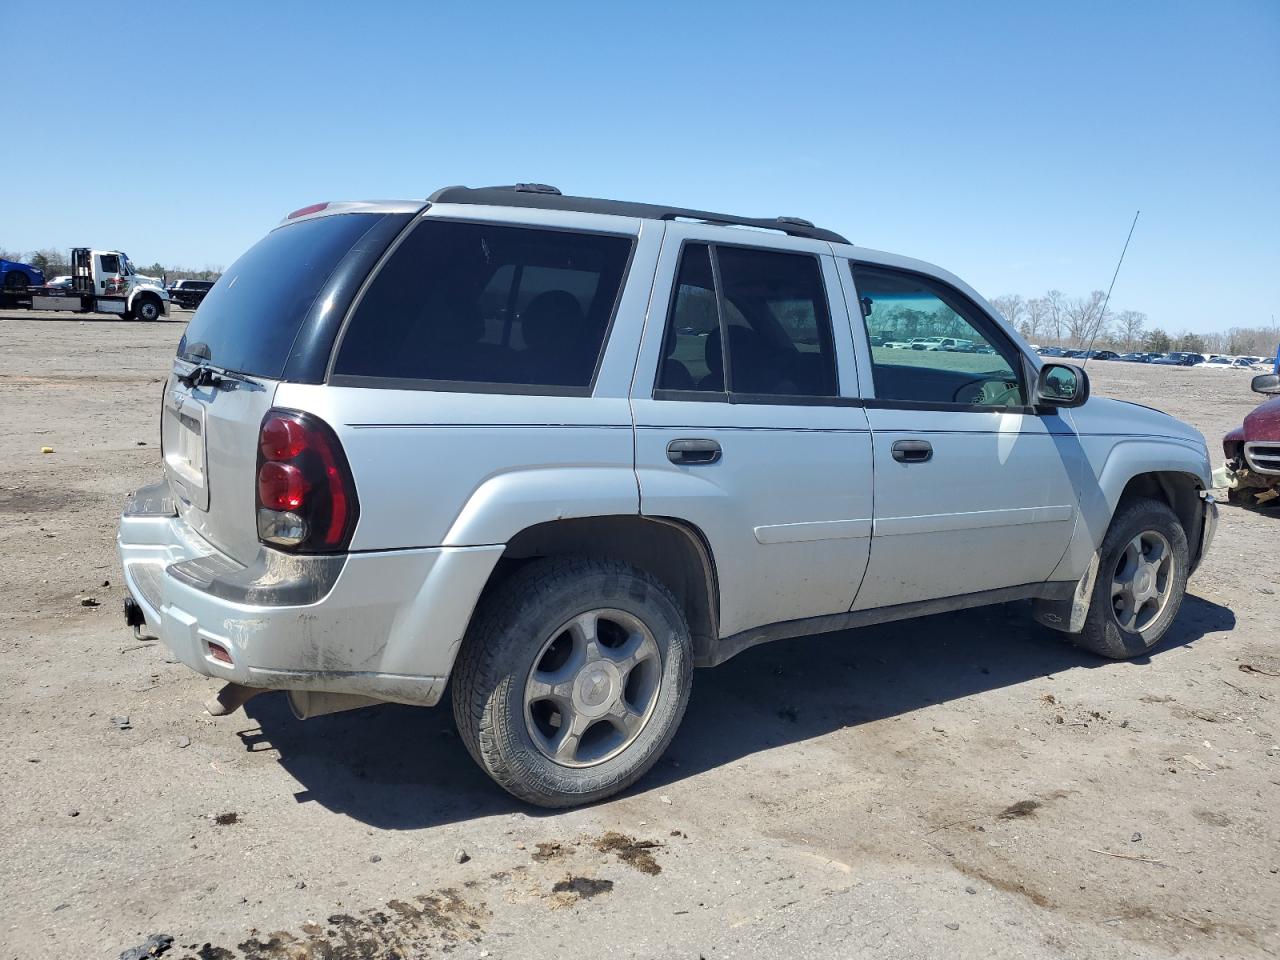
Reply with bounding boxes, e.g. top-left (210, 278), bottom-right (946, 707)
top-left (117, 480), bottom-right (503, 706)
